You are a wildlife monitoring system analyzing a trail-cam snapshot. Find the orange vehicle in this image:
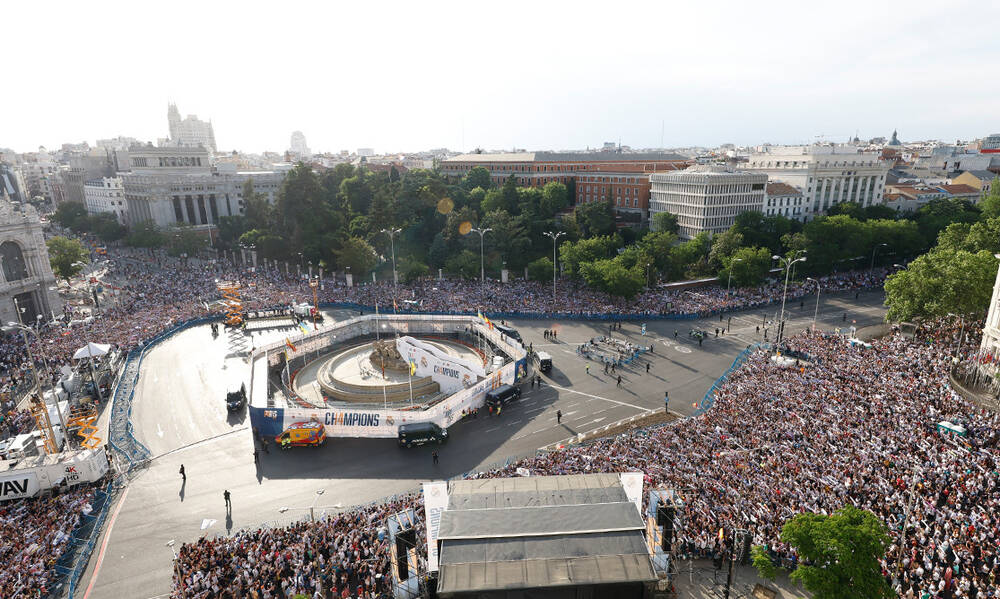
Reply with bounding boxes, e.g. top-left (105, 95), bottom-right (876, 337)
top-left (276, 419), bottom-right (326, 449)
